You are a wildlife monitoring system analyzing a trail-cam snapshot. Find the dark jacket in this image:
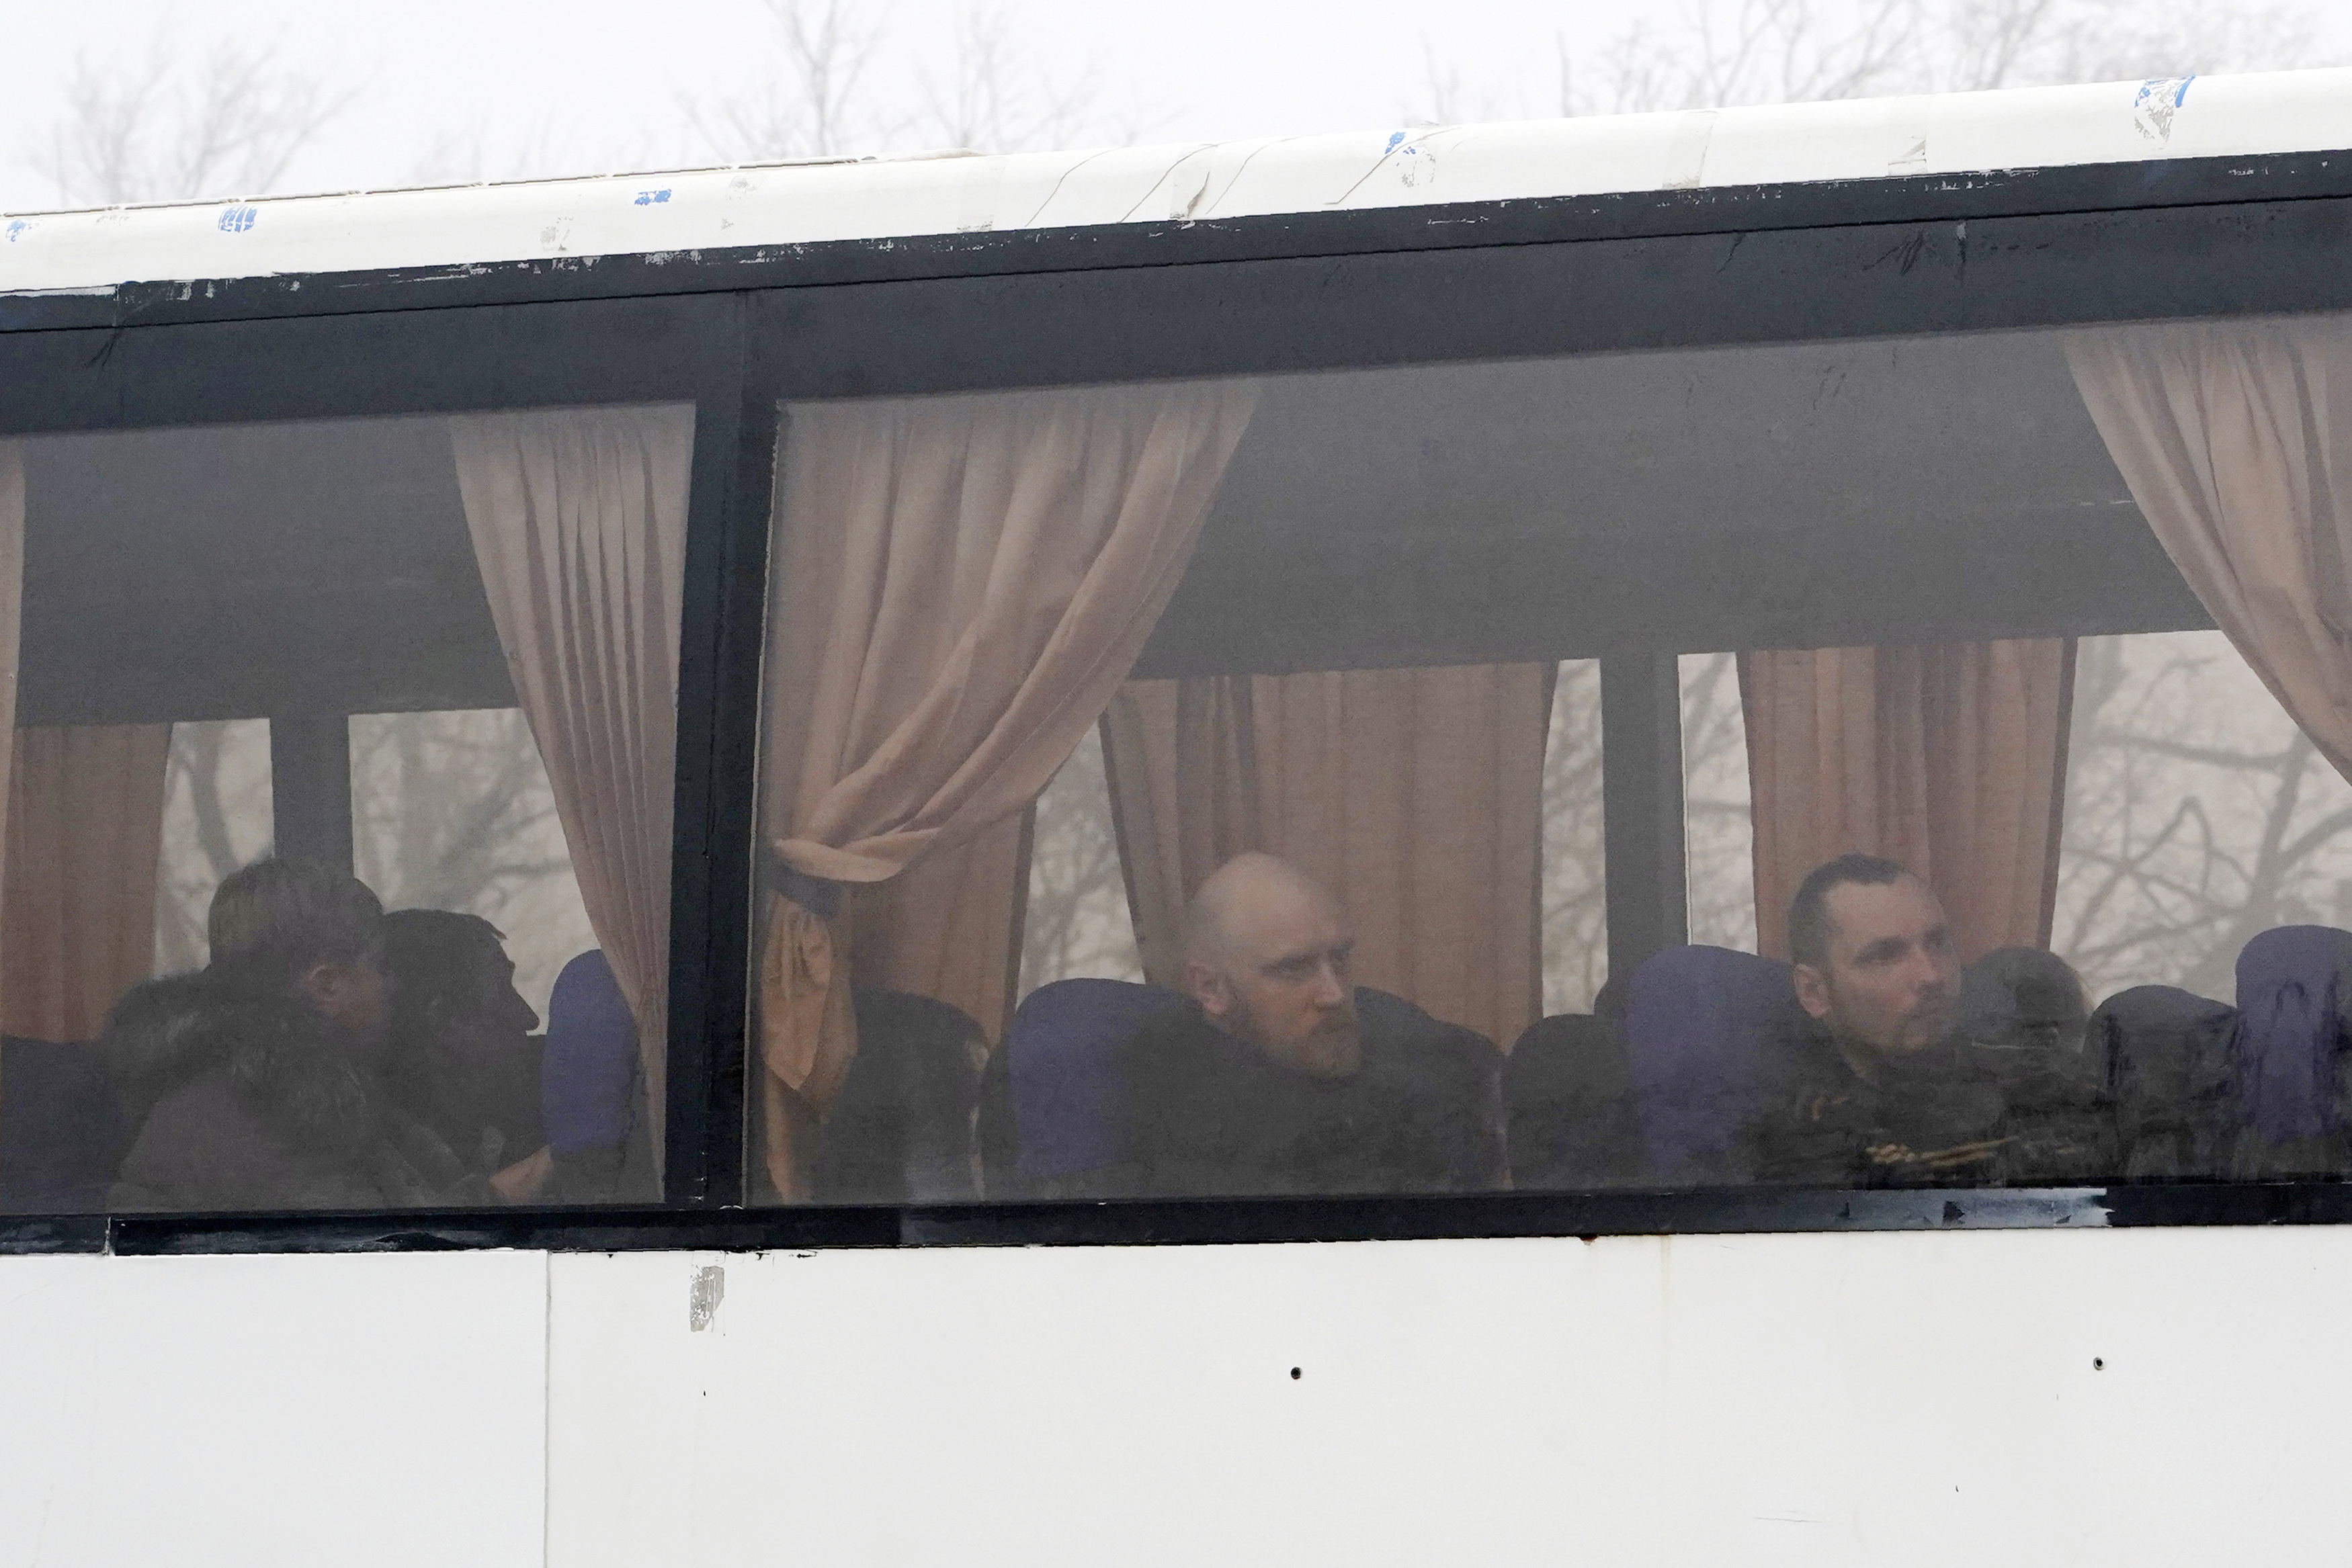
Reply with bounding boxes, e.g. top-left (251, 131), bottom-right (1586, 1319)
top-left (1738, 1025), bottom-right (2111, 1188)
top-left (380, 1028), bottom-right (546, 1180)
top-left (1505, 1013), bottom-right (1648, 1190)
top-left (1114, 994), bottom-right (1501, 1199)
top-left (103, 973), bottom-right (480, 1212)
top-left (810, 988), bottom-right (986, 1206)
